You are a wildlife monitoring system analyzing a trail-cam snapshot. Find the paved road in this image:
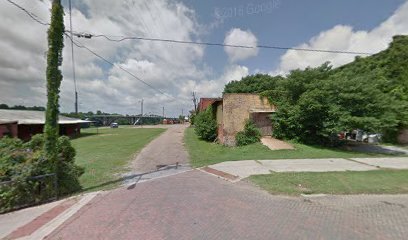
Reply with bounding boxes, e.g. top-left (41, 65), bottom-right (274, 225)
top-left (8, 127), bottom-right (408, 240)
top-left (47, 170), bottom-right (408, 240)
top-left (130, 124), bottom-right (190, 172)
